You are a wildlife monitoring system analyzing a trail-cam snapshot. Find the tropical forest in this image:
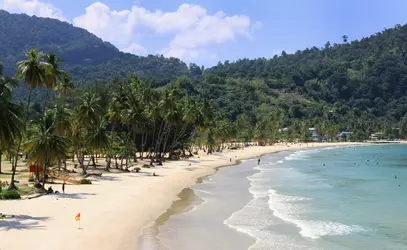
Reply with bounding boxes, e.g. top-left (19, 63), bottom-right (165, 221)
top-left (1, 10), bottom-right (407, 194)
